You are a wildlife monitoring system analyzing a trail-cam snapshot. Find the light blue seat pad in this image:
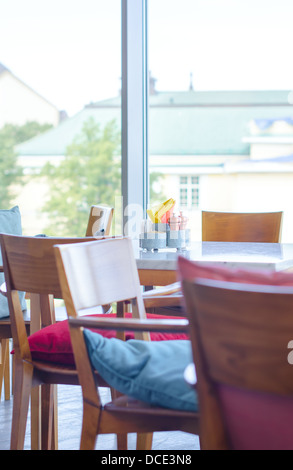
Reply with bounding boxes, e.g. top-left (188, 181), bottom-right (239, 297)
top-left (0, 206), bottom-right (26, 318)
top-left (84, 329), bottom-right (198, 411)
